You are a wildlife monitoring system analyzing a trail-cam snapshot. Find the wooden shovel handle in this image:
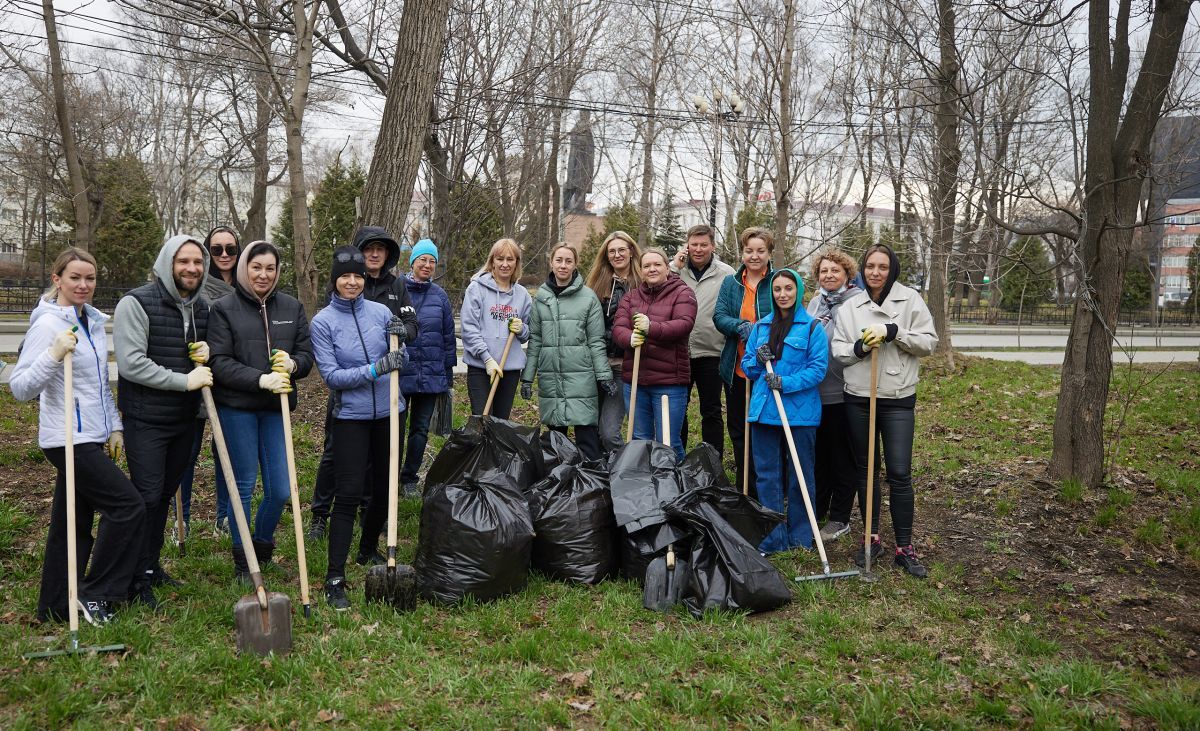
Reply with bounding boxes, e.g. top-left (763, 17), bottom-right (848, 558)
top-left (863, 348), bottom-right (879, 574)
top-left (63, 351), bottom-right (78, 638)
top-left (482, 330), bottom-right (516, 417)
top-left (625, 346), bottom-right (642, 442)
top-left (387, 333), bottom-right (400, 566)
top-left (279, 390), bottom-right (310, 610)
